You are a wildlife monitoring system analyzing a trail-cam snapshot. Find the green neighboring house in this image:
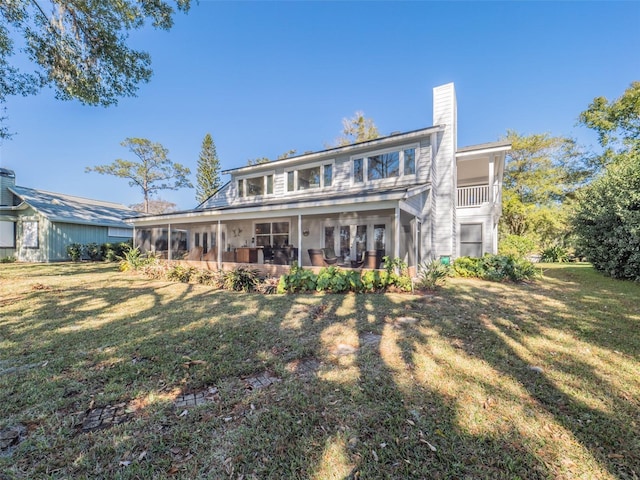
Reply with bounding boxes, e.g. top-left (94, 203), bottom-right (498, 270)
top-left (0, 168), bottom-right (135, 262)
